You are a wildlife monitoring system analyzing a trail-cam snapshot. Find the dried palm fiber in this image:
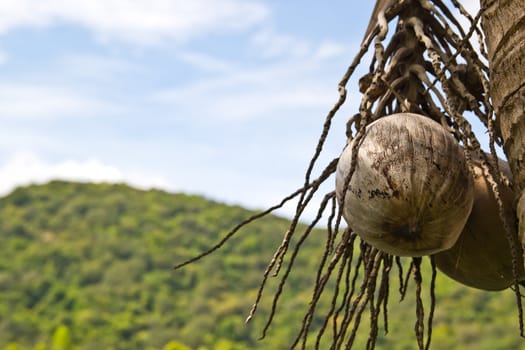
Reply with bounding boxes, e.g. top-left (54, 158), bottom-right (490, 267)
top-left (174, 0), bottom-right (525, 348)
top-left (336, 113), bottom-right (474, 257)
top-left (434, 154), bottom-right (525, 290)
